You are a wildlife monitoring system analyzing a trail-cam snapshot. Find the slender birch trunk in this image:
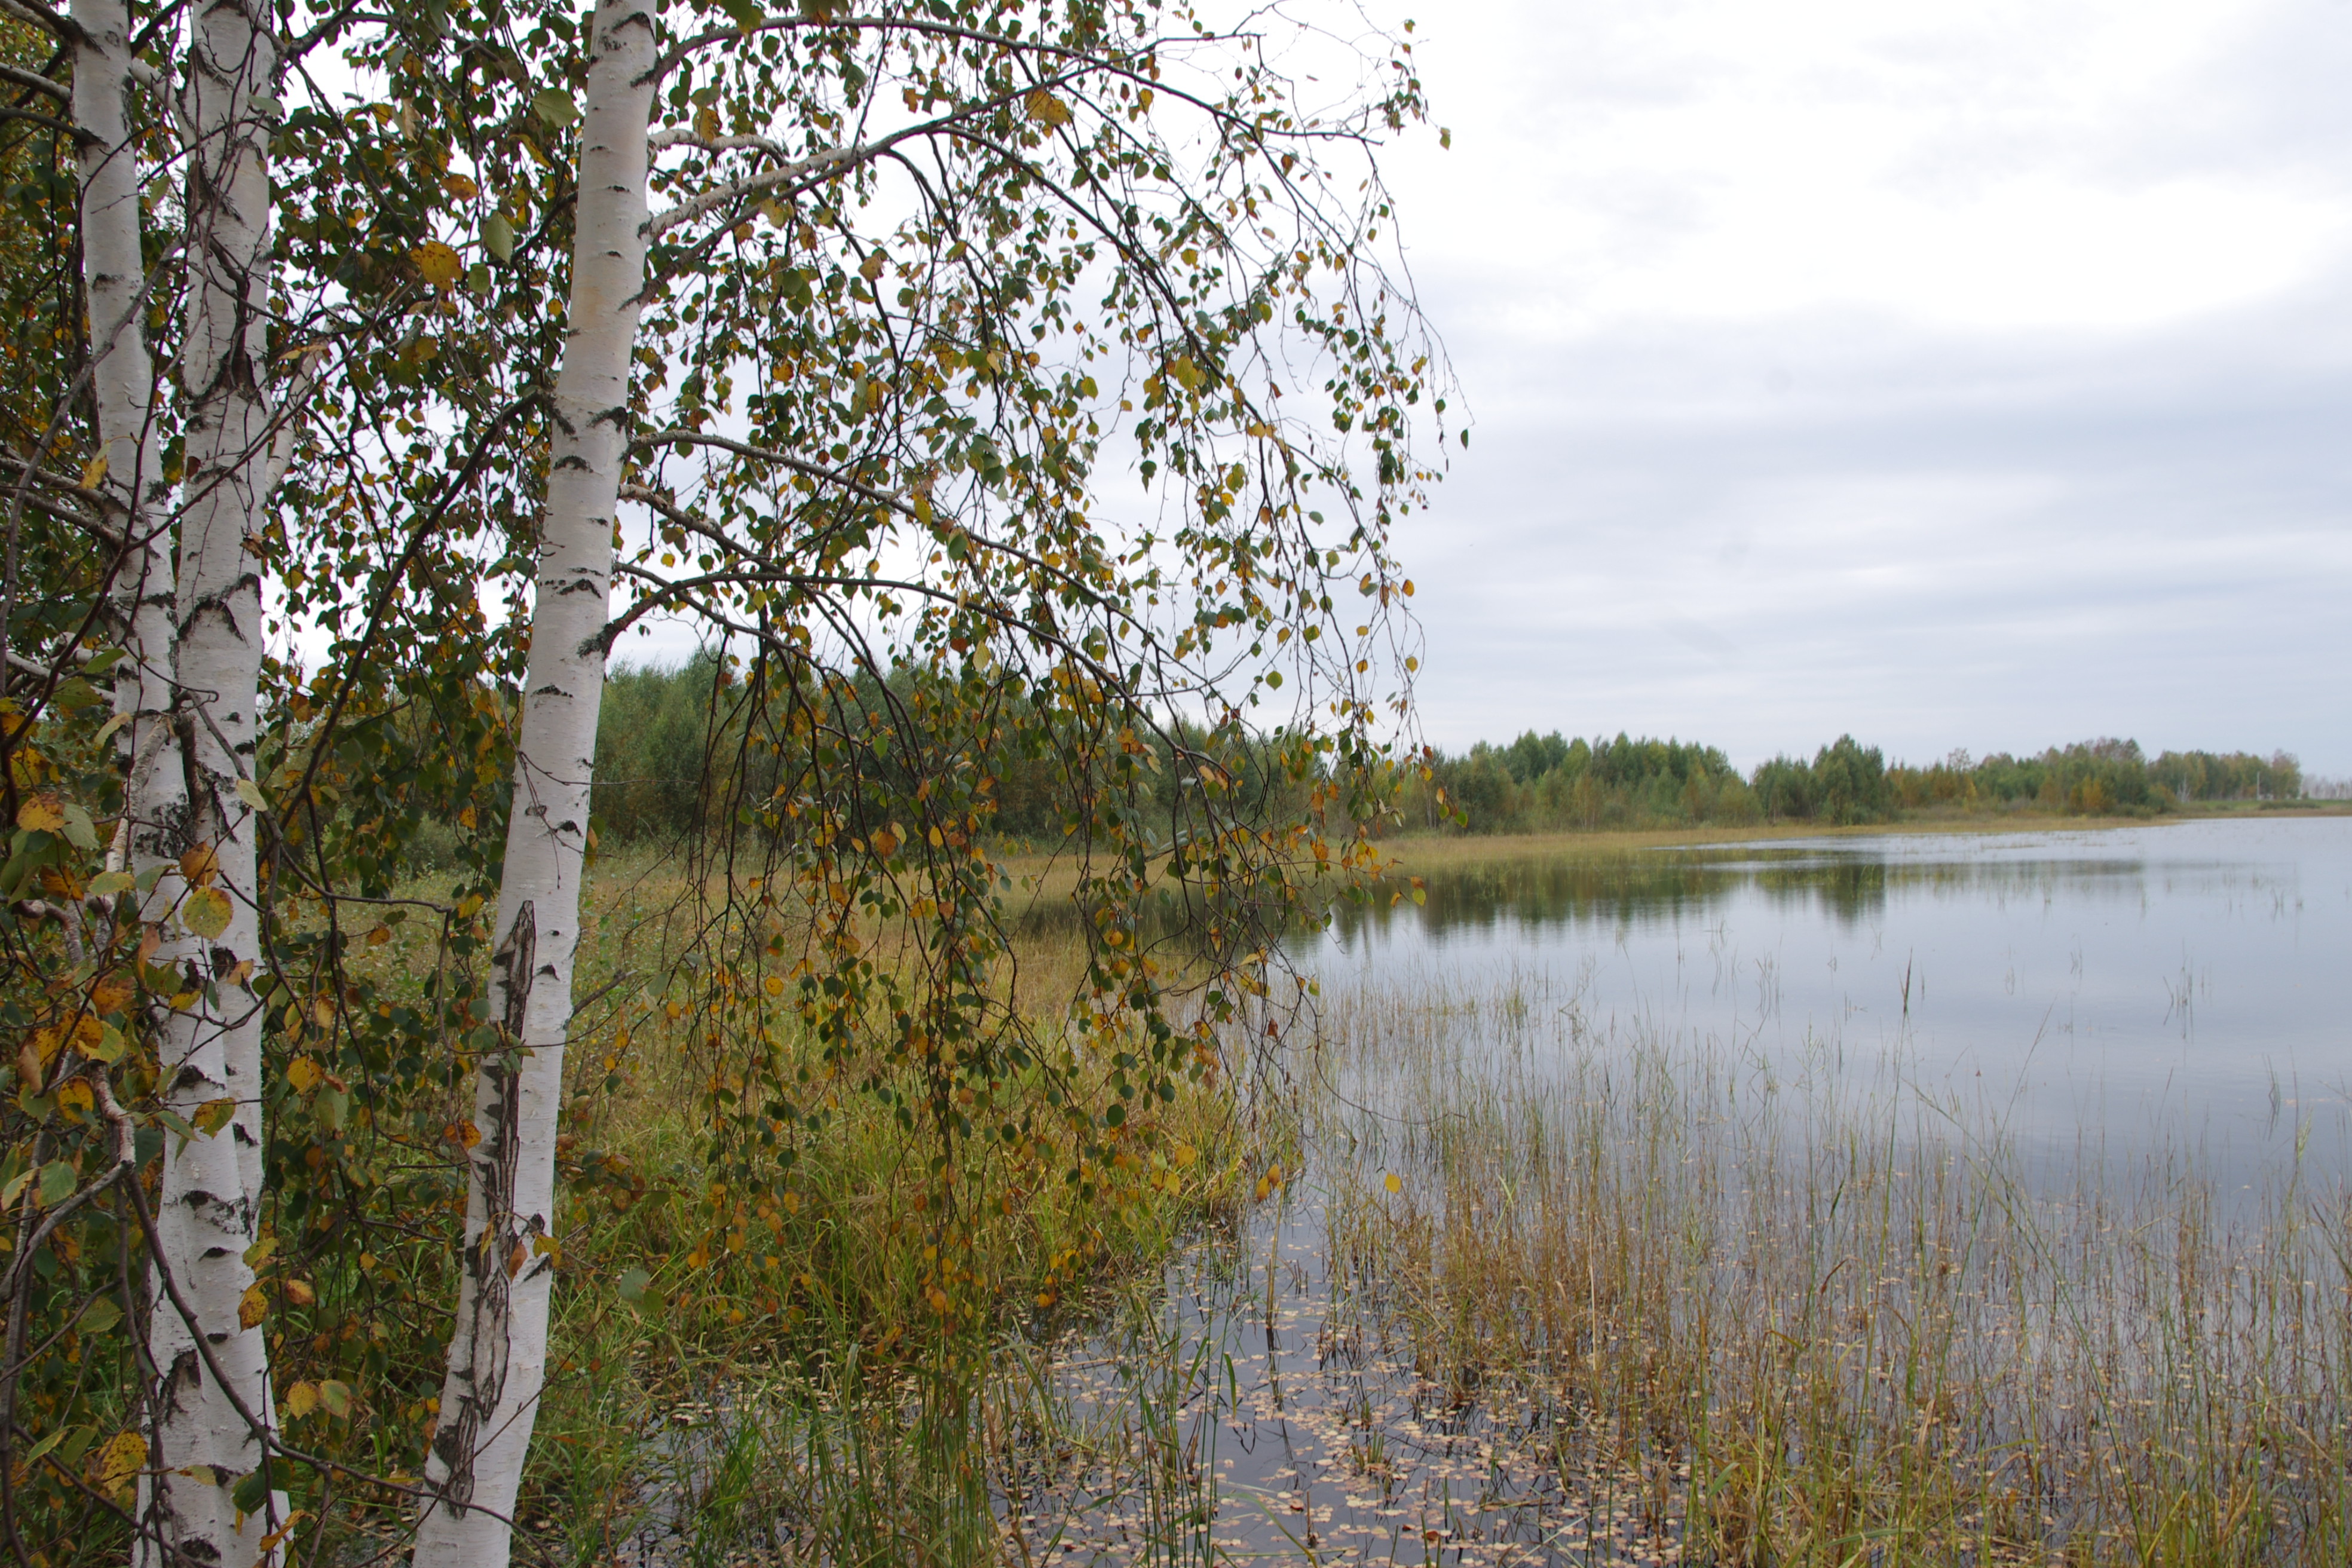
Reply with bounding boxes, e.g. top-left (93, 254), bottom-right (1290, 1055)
top-left (133, 0), bottom-right (281, 1559)
top-left (416, 0), bottom-right (653, 1557)
top-left (72, 0), bottom-right (174, 786)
